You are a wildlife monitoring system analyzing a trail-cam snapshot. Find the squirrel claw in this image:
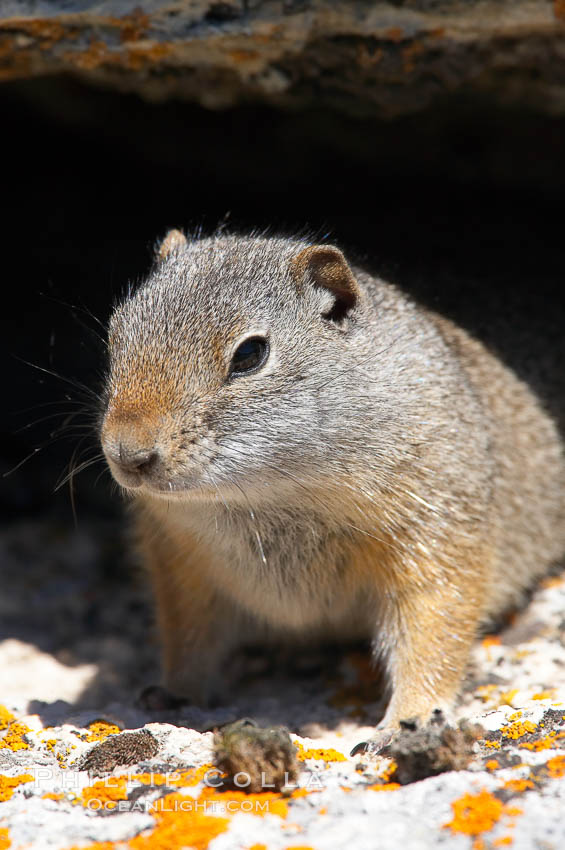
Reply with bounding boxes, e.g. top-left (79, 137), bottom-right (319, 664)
top-left (350, 740), bottom-right (370, 757)
top-left (350, 727), bottom-right (397, 757)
